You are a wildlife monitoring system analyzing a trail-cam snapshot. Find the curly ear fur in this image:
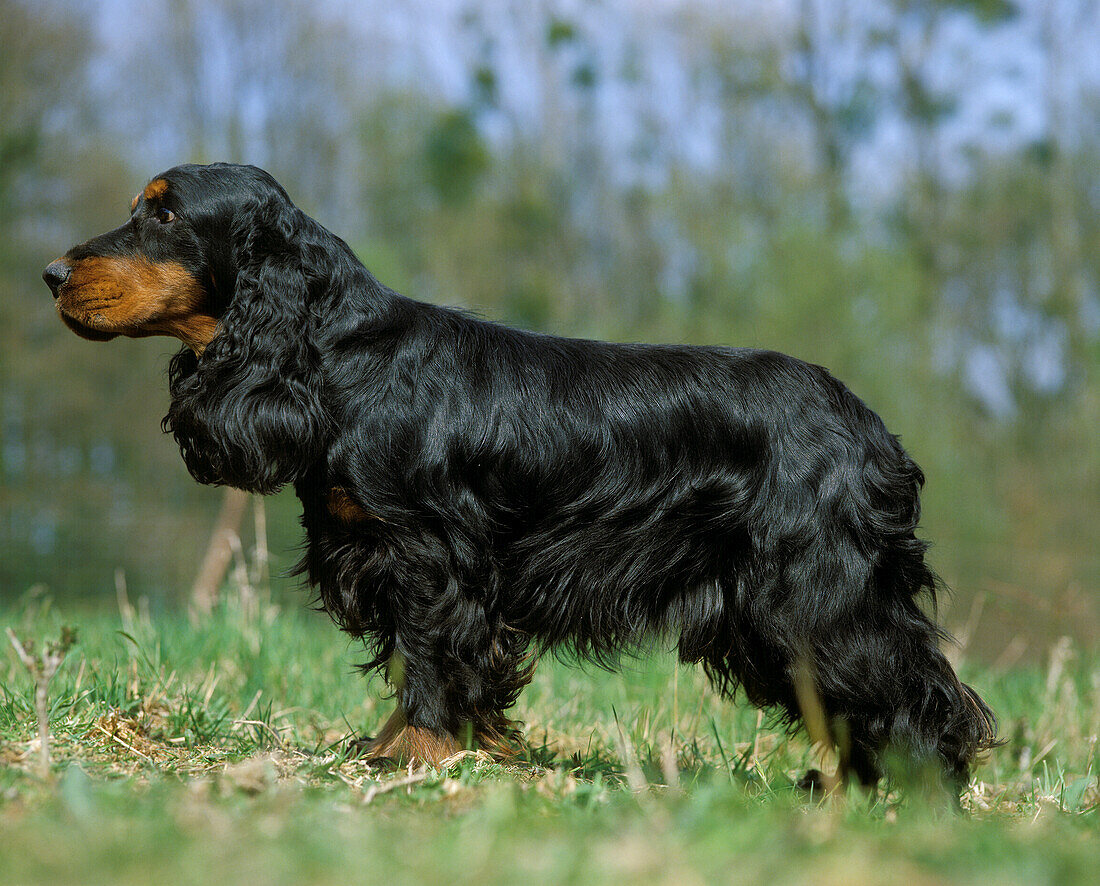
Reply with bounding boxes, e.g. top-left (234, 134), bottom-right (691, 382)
top-left (165, 196), bottom-right (329, 493)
